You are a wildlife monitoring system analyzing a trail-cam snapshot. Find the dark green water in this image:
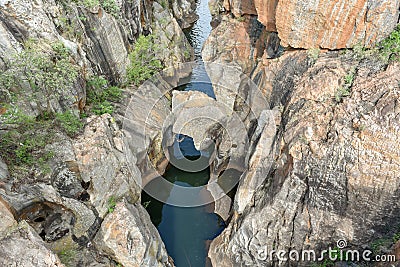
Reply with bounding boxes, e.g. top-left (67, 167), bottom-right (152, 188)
top-left (142, 134), bottom-right (226, 266)
top-left (142, 160), bottom-right (225, 267)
